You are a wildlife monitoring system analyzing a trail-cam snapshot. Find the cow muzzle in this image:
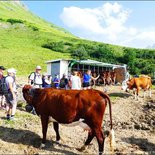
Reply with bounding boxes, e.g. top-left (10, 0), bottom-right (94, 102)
top-left (25, 105), bottom-right (33, 112)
